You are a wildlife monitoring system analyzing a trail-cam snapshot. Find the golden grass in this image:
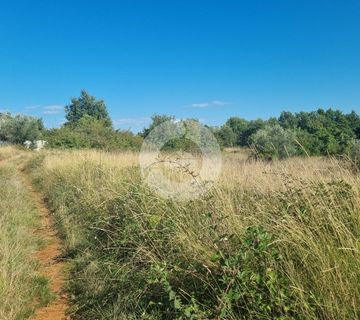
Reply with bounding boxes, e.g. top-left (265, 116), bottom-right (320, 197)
top-left (0, 163), bottom-right (39, 320)
top-left (41, 149), bottom-right (138, 171)
top-left (16, 146), bottom-right (360, 318)
top-left (0, 147), bottom-right (54, 320)
top-left (0, 145), bottom-right (24, 160)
